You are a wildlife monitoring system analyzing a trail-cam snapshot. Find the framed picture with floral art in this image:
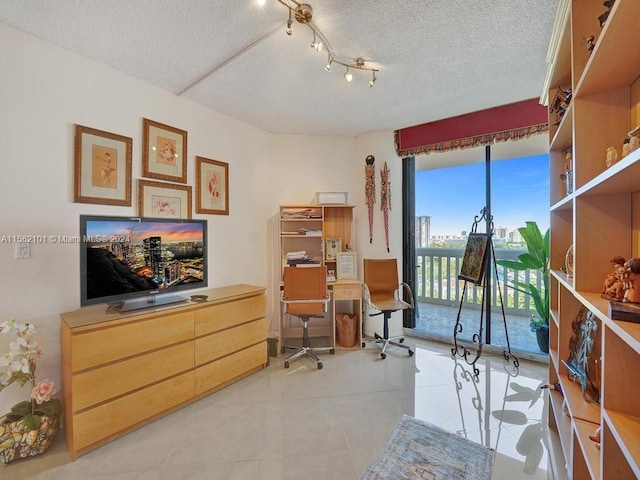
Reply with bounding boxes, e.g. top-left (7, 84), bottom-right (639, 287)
top-left (195, 156), bottom-right (229, 215)
top-left (73, 124), bottom-right (132, 205)
top-left (137, 179), bottom-right (192, 219)
top-left (142, 118), bottom-right (187, 183)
